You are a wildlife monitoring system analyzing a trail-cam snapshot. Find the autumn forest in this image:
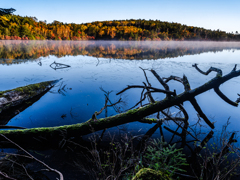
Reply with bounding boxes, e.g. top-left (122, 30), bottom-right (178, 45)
top-left (1, 13), bottom-right (240, 41)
